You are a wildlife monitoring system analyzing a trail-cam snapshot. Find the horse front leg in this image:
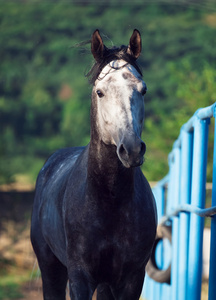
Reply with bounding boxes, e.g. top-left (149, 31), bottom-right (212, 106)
top-left (68, 270), bottom-right (96, 300)
top-left (112, 269), bottom-right (145, 300)
top-left (31, 214), bottom-right (68, 300)
top-left (96, 284), bottom-right (115, 300)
